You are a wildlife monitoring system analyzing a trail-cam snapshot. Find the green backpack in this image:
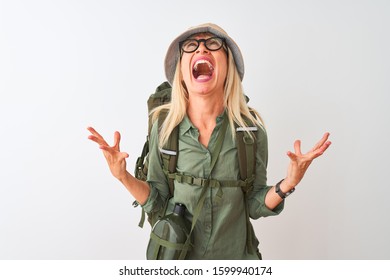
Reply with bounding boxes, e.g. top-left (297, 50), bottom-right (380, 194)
top-left (134, 81), bottom-right (259, 258)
